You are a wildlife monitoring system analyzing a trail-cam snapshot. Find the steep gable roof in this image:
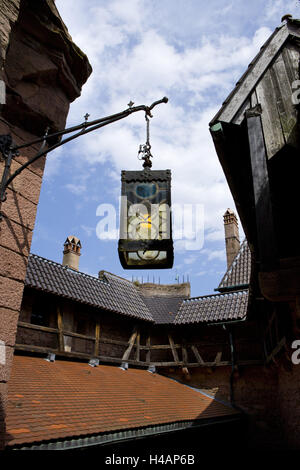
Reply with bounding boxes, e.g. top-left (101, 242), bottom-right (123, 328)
top-left (210, 18), bottom-right (300, 126)
top-left (25, 245), bottom-right (250, 326)
top-left (217, 239), bottom-right (251, 292)
top-left (141, 295), bottom-right (187, 324)
top-left (25, 254), bottom-right (153, 322)
top-left (174, 290), bottom-right (248, 325)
